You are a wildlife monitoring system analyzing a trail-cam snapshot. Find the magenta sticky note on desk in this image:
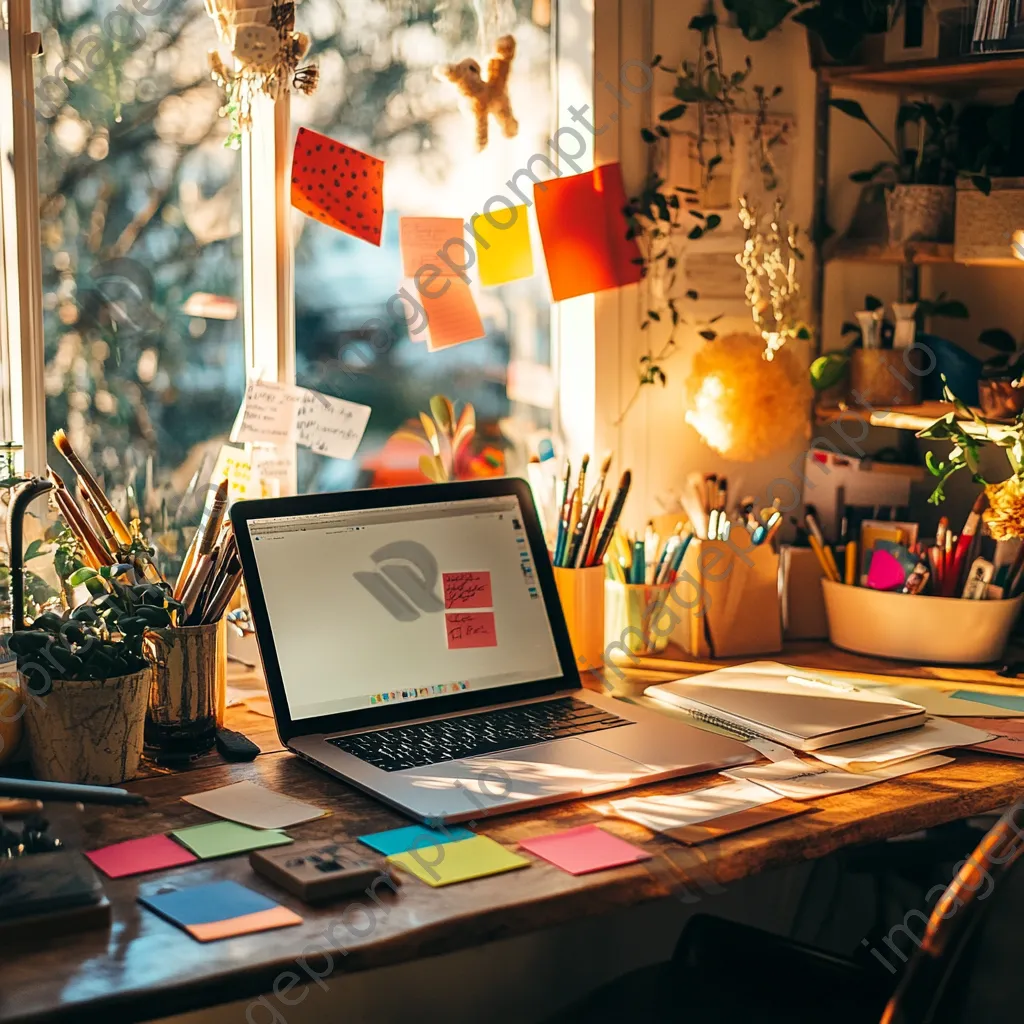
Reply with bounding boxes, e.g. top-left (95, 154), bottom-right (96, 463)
top-left (86, 834), bottom-right (198, 879)
top-left (518, 825), bottom-right (651, 875)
